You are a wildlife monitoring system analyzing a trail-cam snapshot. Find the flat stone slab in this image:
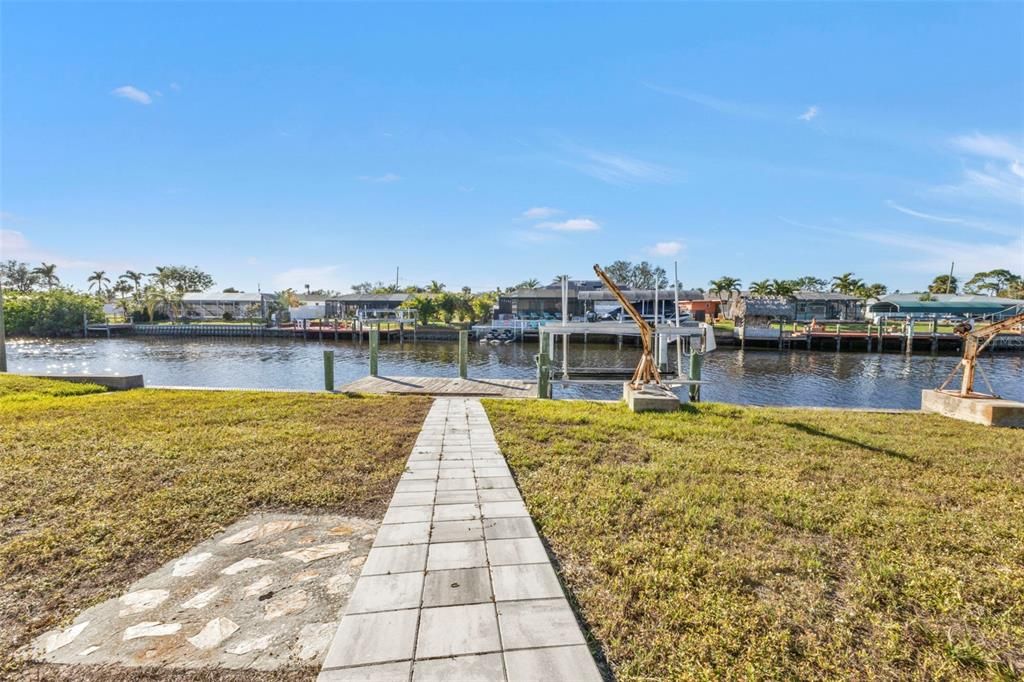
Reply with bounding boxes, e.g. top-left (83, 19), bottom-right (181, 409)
top-left (28, 512), bottom-right (378, 671)
top-left (921, 389), bottom-right (1024, 428)
top-left (19, 372), bottom-right (144, 390)
top-left (319, 398), bottom-right (602, 681)
top-left (623, 382), bottom-right (681, 413)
